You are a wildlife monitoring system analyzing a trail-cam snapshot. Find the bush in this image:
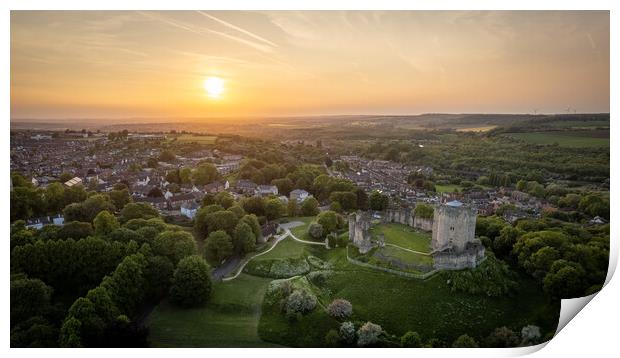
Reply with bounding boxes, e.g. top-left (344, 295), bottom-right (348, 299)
top-left (308, 223), bottom-right (324, 239)
top-left (326, 299), bottom-right (353, 319)
top-left (283, 289), bottom-right (317, 317)
top-left (485, 326), bottom-right (519, 348)
top-left (400, 331), bottom-right (422, 347)
top-left (520, 325), bottom-right (541, 346)
top-left (325, 329), bottom-right (340, 347)
top-left (339, 321), bottom-right (356, 345)
top-left (357, 321), bottom-right (383, 347)
top-left (452, 334), bottom-right (479, 348)
top-left (326, 233), bottom-right (337, 248)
